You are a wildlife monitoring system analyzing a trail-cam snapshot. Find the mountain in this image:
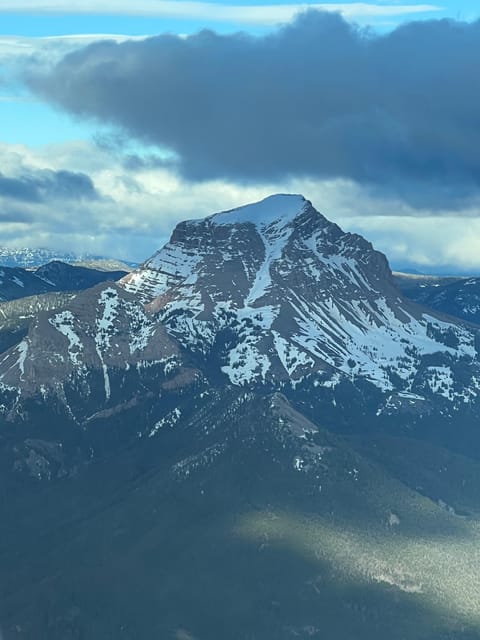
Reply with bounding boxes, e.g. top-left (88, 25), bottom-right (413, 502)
top-left (34, 260), bottom-right (128, 293)
top-left (0, 261), bottom-right (128, 353)
top-left (121, 195), bottom-right (480, 436)
top-left (1, 195), bottom-right (480, 639)
top-left (0, 291), bottom-right (76, 354)
top-left (395, 272), bottom-right (480, 325)
top-left (0, 260), bottom-right (127, 302)
top-left (3, 194), bottom-right (480, 447)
